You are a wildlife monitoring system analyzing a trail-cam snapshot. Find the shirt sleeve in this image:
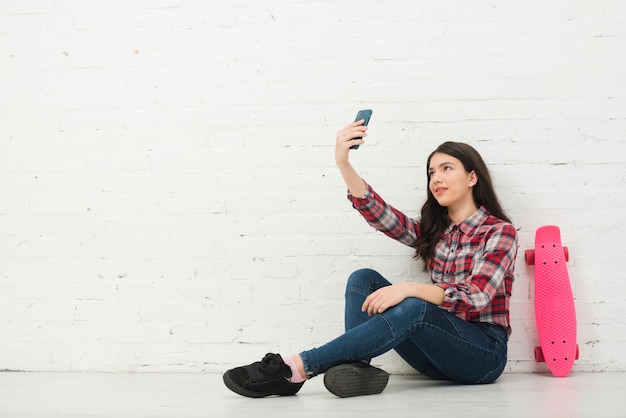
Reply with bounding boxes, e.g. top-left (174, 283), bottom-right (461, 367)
top-left (436, 222), bottom-right (518, 313)
top-left (348, 182), bottom-right (421, 248)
